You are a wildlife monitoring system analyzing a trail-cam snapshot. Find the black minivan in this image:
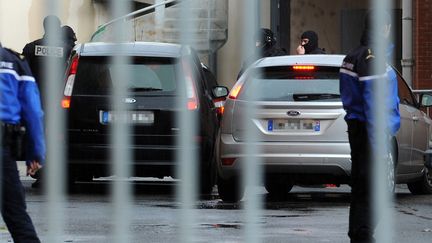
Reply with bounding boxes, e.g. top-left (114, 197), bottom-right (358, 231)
top-left (62, 42), bottom-right (228, 193)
